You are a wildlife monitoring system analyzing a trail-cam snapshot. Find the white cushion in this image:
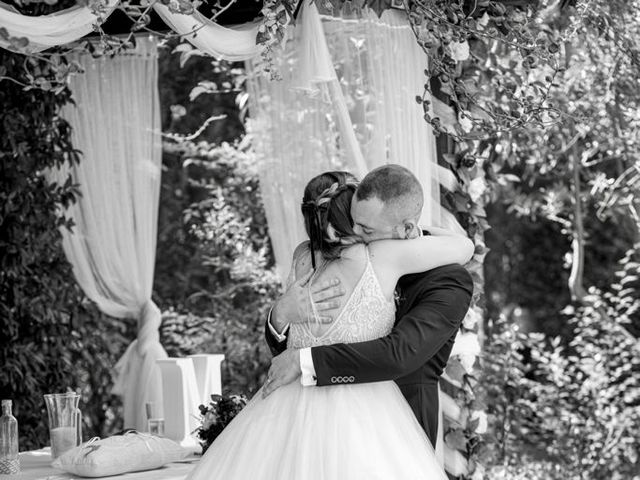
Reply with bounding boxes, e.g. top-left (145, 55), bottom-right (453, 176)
top-left (52, 431), bottom-right (189, 477)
